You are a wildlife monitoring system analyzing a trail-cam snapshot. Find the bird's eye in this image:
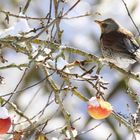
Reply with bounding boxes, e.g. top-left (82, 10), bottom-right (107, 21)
top-left (102, 23), bottom-right (107, 28)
